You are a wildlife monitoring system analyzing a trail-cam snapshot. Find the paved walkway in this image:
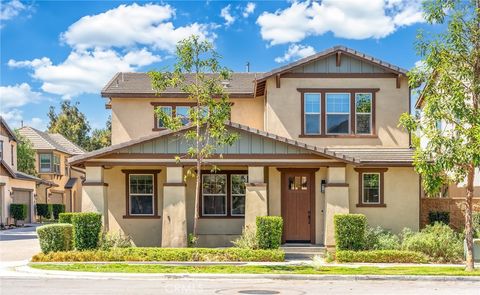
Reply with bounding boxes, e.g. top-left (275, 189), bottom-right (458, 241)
top-left (0, 224), bottom-right (40, 262)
